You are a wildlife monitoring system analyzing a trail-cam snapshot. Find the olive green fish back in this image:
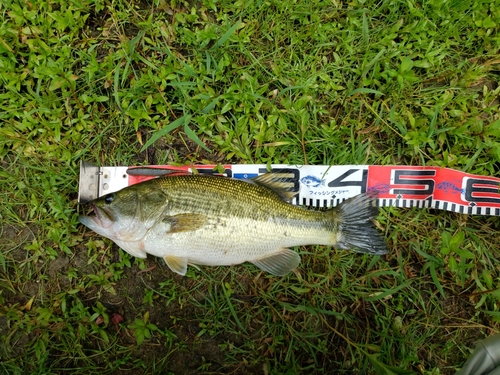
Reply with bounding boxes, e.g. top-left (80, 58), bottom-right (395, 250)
top-left (148, 175), bottom-right (322, 223)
